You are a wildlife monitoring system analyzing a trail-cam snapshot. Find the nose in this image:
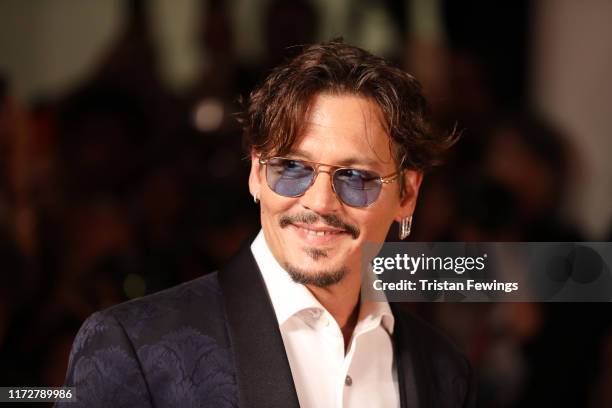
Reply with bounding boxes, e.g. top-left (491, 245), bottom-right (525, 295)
top-left (299, 169), bottom-right (342, 213)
